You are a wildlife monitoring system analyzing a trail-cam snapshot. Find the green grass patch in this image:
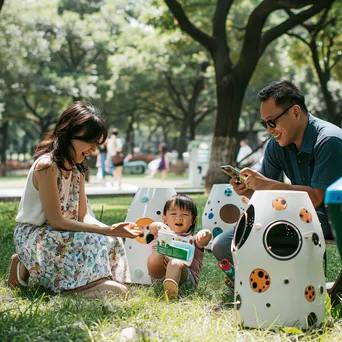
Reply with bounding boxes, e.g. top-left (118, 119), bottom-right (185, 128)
top-left (1, 196), bottom-right (342, 341)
